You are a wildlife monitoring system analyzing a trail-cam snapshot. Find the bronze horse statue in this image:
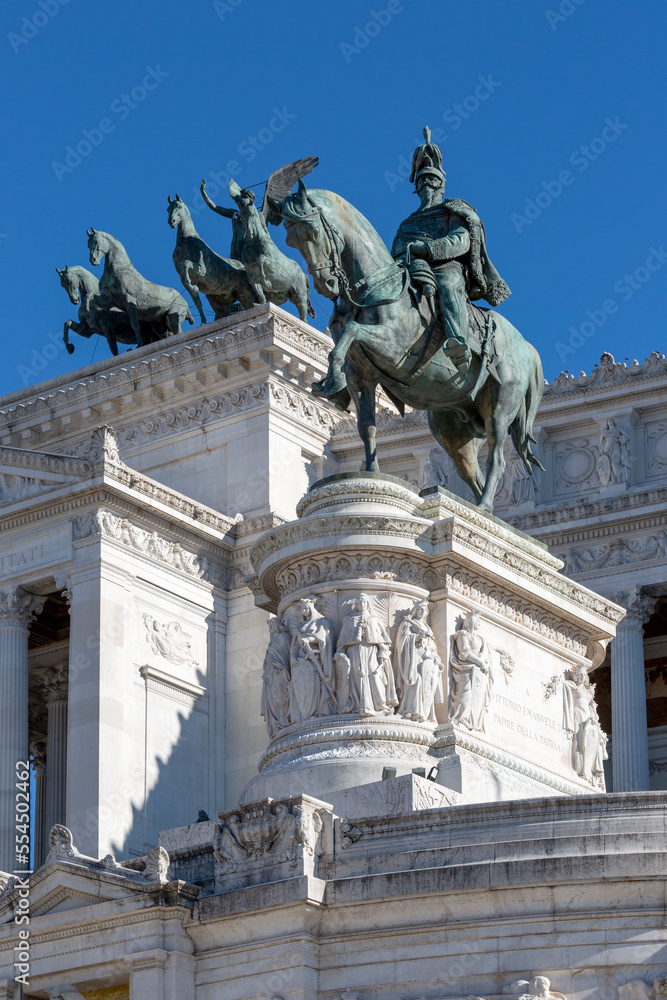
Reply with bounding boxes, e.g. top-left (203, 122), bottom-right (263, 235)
top-left (87, 229), bottom-right (194, 346)
top-left (274, 181), bottom-right (544, 513)
top-left (56, 265), bottom-right (166, 356)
